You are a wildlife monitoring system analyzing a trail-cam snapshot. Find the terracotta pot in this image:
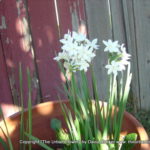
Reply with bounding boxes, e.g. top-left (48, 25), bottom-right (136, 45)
top-left (0, 100), bottom-right (149, 150)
